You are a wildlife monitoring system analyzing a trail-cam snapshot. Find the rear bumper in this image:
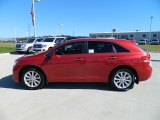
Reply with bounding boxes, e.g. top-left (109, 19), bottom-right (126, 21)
top-left (137, 64), bottom-right (152, 81)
